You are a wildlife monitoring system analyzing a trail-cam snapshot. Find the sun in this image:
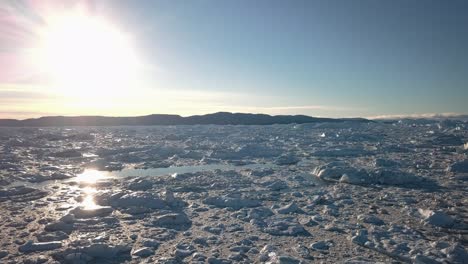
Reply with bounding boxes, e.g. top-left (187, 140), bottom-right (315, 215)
top-left (35, 11), bottom-right (140, 97)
